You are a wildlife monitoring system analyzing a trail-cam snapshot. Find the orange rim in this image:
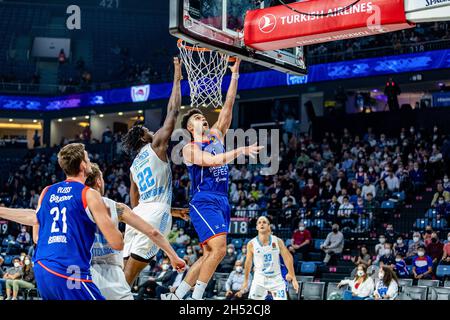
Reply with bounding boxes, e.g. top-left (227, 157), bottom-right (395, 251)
top-left (177, 39), bottom-right (237, 62)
